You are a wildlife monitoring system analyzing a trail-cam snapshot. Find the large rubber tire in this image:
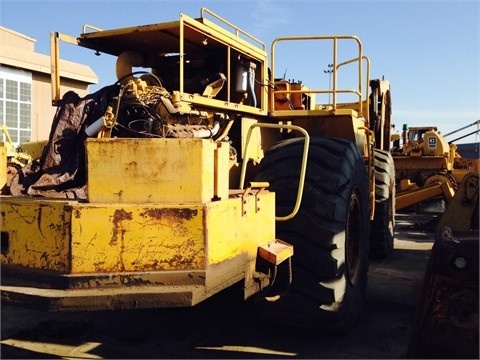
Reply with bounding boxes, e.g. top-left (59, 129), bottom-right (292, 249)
top-left (253, 137), bottom-right (370, 333)
top-left (369, 149), bottom-right (396, 260)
